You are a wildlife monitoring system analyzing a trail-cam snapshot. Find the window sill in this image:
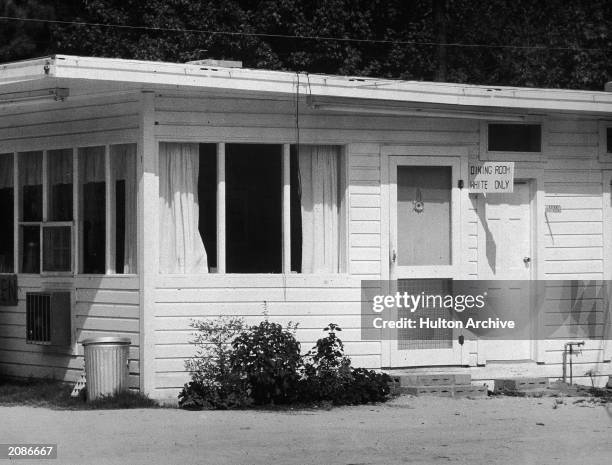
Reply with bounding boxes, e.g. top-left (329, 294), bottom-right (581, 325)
top-left (156, 272), bottom-right (357, 287)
